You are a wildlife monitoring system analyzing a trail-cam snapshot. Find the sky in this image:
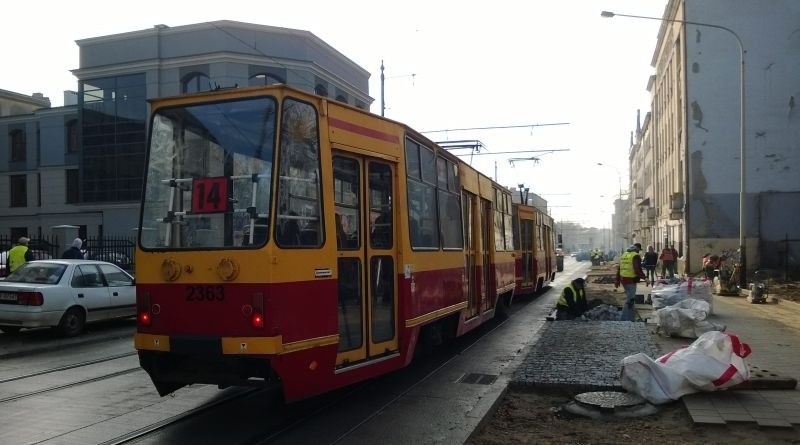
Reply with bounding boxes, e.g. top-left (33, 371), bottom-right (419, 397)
top-left (4, 0), bottom-right (667, 229)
